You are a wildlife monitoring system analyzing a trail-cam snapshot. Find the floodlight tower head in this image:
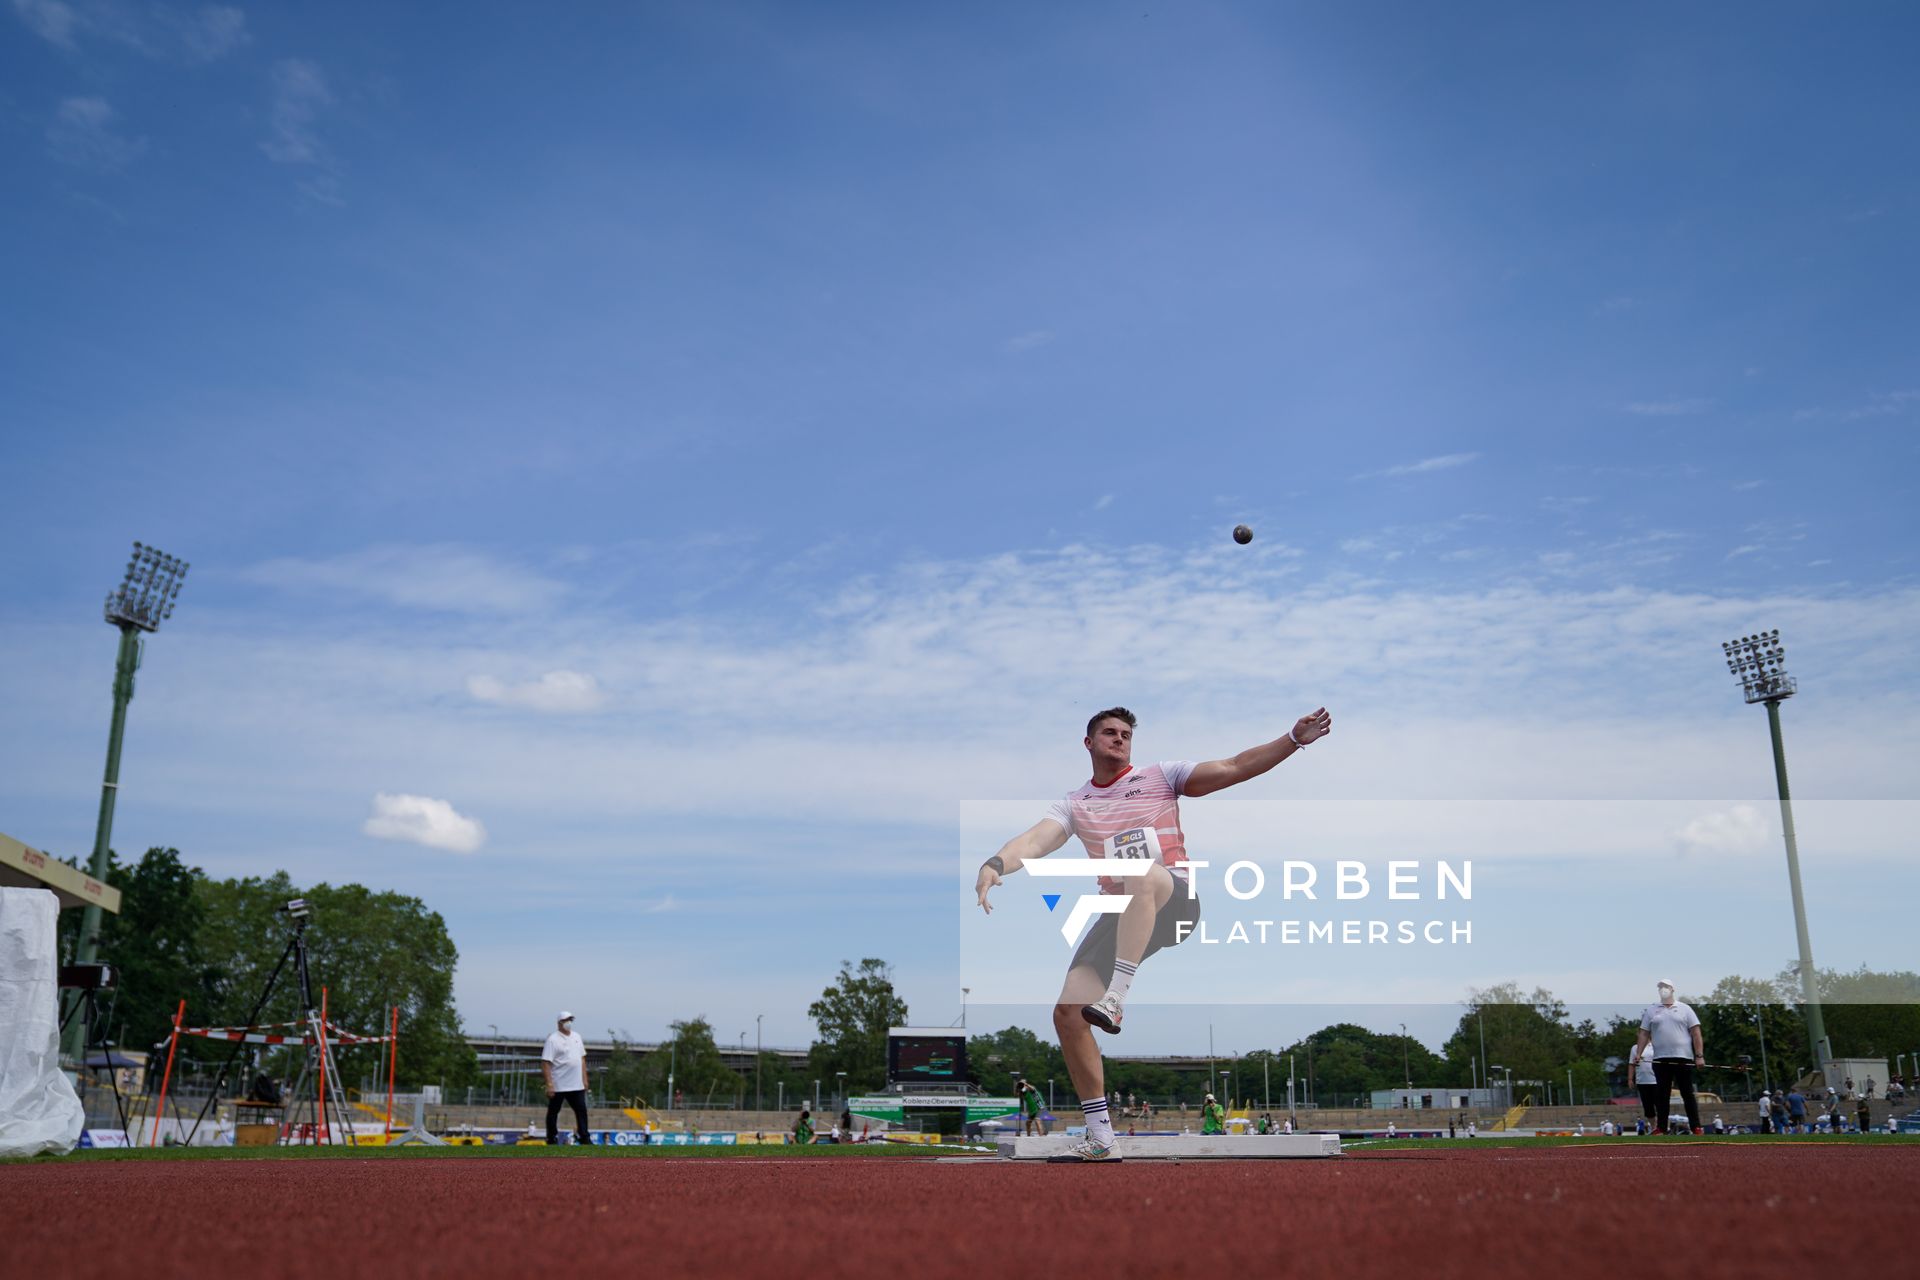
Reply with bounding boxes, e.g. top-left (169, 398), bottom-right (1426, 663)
top-left (1722, 630), bottom-right (1794, 704)
top-left (104, 541), bottom-right (189, 633)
